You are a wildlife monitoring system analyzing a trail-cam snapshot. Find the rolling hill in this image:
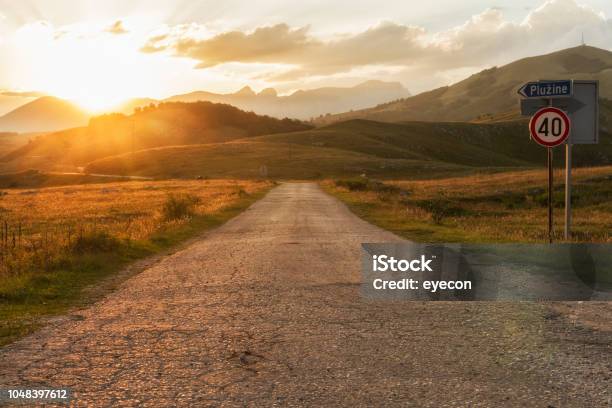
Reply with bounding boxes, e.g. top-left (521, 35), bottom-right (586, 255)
top-left (0, 101), bottom-right (311, 173)
top-left (84, 139), bottom-right (472, 180)
top-left (315, 46), bottom-right (612, 125)
top-left (84, 119), bottom-right (612, 180)
top-left (0, 96), bottom-right (89, 133)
